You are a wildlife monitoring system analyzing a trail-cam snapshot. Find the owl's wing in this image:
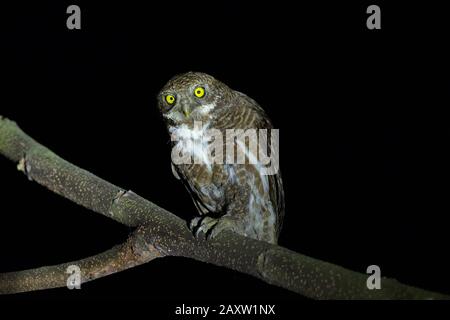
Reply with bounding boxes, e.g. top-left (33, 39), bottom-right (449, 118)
top-left (235, 91), bottom-right (285, 237)
top-left (267, 162), bottom-right (285, 238)
top-left (253, 127), bottom-right (285, 239)
top-left (171, 161), bottom-right (220, 216)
